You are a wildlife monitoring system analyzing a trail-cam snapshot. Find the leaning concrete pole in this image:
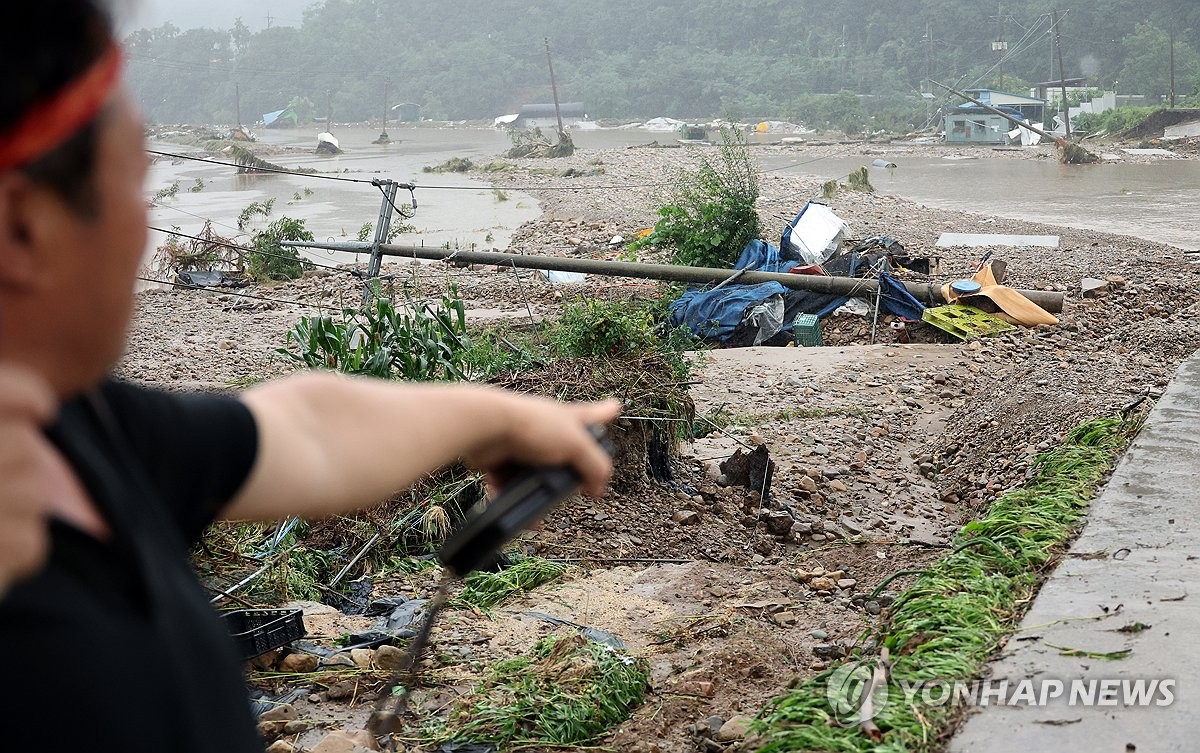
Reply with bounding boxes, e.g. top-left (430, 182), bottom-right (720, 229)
top-left (283, 241), bottom-right (1065, 313)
